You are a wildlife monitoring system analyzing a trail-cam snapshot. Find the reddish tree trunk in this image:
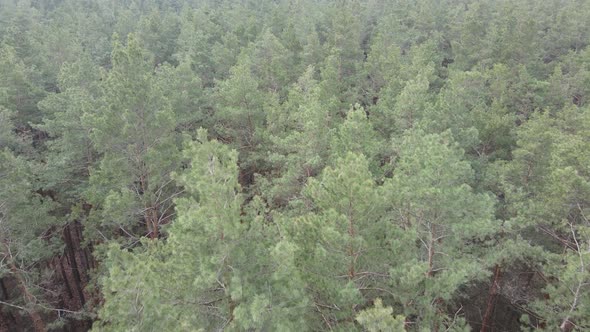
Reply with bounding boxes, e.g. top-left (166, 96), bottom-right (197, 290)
top-left (8, 261), bottom-right (47, 332)
top-left (0, 278), bottom-right (8, 299)
top-left (560, 319), bottom-right (575, 332)
top-left (2, 239), bottom-right (47, 332)
top-left (146, 206), bottom-right (159, 239)
top-left (480, 265), bottom-right (502, 332)
top-left (63, 225), bottom-right (86, 306)
top-left (347, 202), bottom-right (356, 280)
top-left (74, 222), bottom-right (89, 276)
top-left (58, 256), bottom-right (73, 299)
